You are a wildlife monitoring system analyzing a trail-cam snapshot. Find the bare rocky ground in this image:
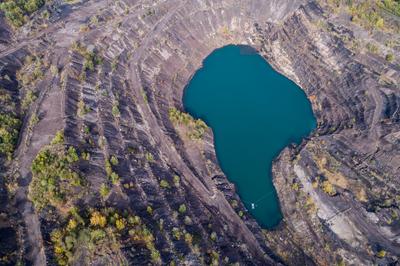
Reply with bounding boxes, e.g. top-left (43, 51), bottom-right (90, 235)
top-left (0, 0), bottom-right (399, 265)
